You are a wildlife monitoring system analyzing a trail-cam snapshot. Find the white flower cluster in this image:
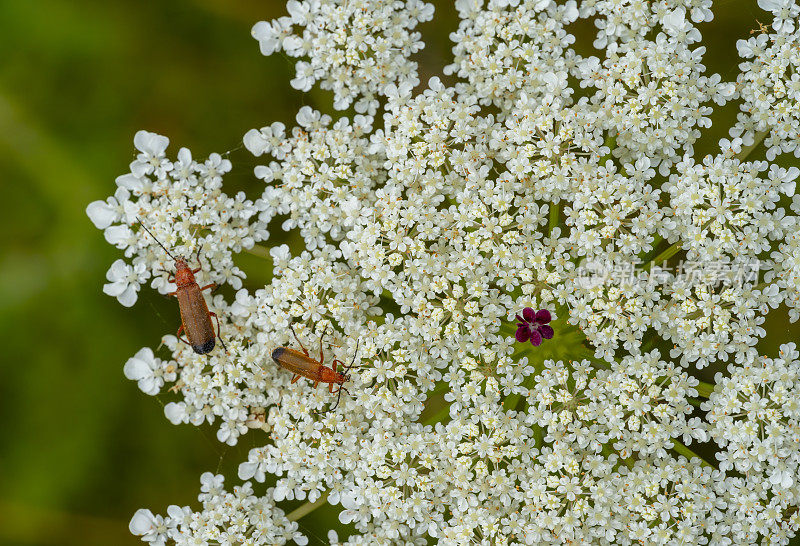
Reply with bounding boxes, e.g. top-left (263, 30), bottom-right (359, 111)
top-left (129, 473), bottom-right (307, 545)
top-left (245, 107), bottom-right (381, 249)
top-left (526, 353), bottom-right (707, 460)
top-left (252, 0), bottom-right (433, 114)
top-left (704, 343), bottom-right (800, 495)
top-left (88, 0), bottom-right (800, 543)
top-left (663, 148), bottom-right (795, 262)
top-left (770, 195), bottom-right (800, 320)
top-left (657, 269), bottom-right (777, 369)
top-left (577, 21), bottom-right (734, 172)
top-left (86, 130), bottom-right (266, 306)
top-left (446, 0), bottom-right (580, 109)
top-left (732, 0), bottom-right (800, 160)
